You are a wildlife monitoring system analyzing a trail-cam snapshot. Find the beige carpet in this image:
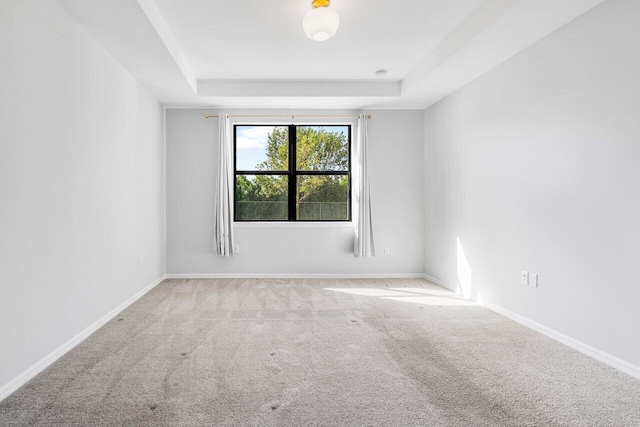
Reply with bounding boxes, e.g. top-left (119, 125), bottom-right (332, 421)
top-left (1, 278), bottom-right (639, 426)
